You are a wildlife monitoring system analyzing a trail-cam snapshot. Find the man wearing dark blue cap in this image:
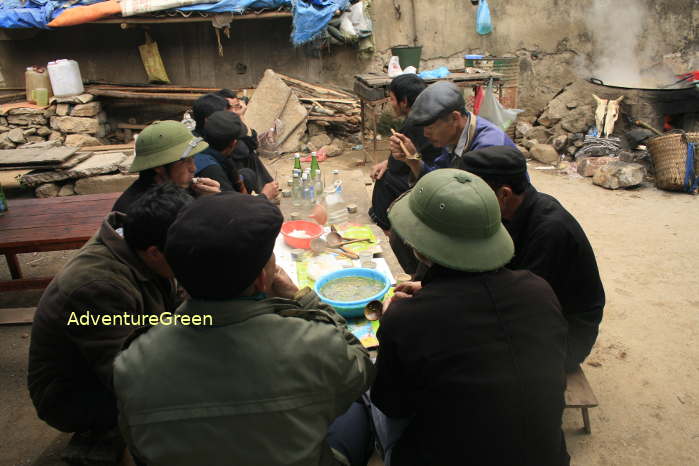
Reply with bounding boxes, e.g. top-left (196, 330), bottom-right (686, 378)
top-left (388, 81), bottom-right (516, 180)
top-left (114, 192), bottom-right (375, 466)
